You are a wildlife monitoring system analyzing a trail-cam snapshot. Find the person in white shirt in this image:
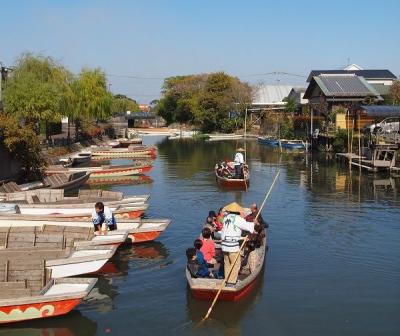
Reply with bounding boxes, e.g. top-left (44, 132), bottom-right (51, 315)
top-left (221, 202), bottom-right (254, 285)
top-left (233, 148), bottom-right (245, 178)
